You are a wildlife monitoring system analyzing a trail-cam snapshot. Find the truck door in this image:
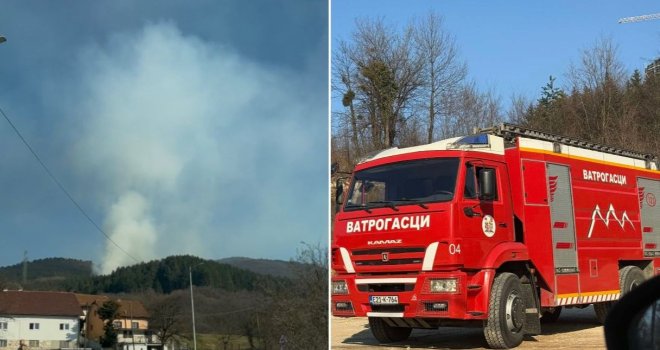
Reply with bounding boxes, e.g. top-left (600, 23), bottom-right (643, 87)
top-left (637, 178), bottom-right (660, 258)
top-left (547, 164), bottom-right (579, 273)
top-left (460, 160), bottom-right (514, 269)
